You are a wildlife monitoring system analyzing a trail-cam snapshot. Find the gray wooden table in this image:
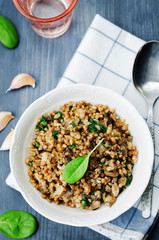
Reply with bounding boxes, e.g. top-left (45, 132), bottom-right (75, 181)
top-left (0, 0), bottom-right (159, 239)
